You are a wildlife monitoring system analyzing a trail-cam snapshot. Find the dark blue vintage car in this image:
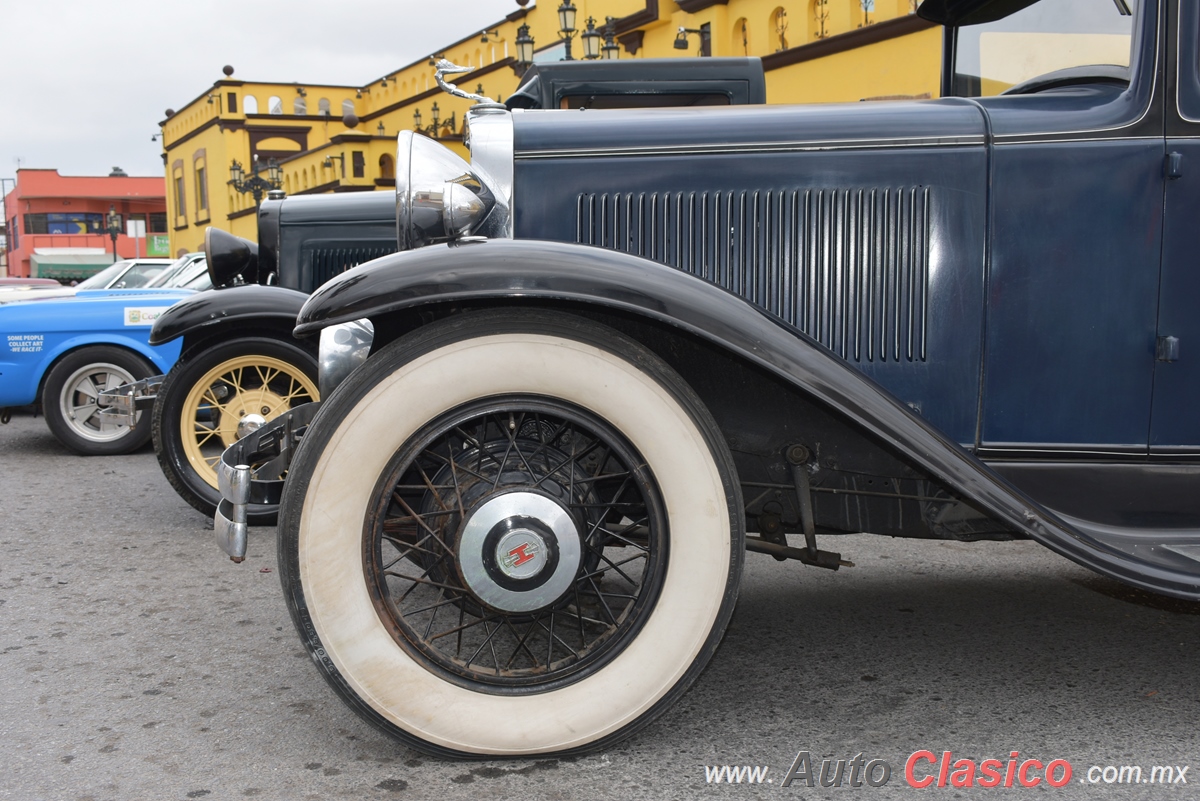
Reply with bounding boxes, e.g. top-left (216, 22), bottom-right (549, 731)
top-left (211, 0), bottom-right (1197, 757)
